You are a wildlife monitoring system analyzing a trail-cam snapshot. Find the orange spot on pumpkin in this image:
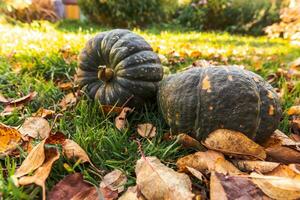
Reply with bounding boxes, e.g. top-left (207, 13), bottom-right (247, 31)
top-left (269, 105), bottom-right (275, 116)
top-left (267, 91), bottom-right (274, 99)
top-left (202, 75), bottom-right (211, 92)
